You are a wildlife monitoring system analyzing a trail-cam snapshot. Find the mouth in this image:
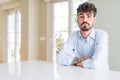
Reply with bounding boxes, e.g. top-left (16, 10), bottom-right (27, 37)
top-left (81, 22), bottom-right (90, 26)
top-left (80, 23), bottom-right (92, 31)
top-left (82, 24), bottom-right (88, 27)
